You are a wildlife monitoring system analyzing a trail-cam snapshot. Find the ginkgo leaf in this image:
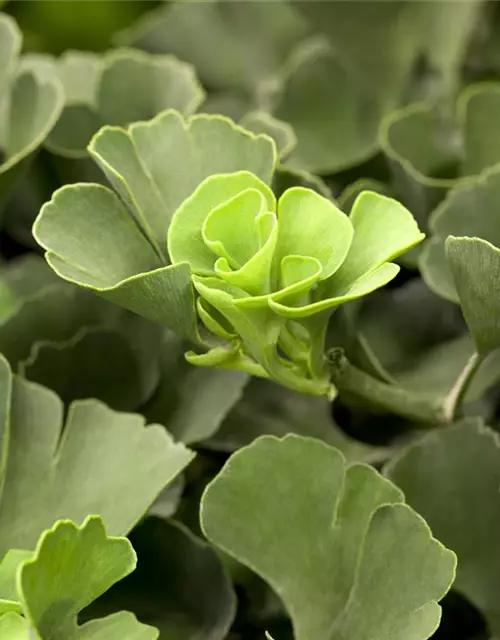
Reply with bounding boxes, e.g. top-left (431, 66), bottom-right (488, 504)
top-left (0, 280), bottom-right (164, 412)
top-left (241, 111), bottom-right (297, 159)
top-left (0, 13), bottom-right (63, 211)
top-left (386, 421), bottom-right (500, 635)
top-left (273, 37), bottom-right (381, 174)
top-left (201, 435), bottom-right (456, 640)
top-left (19, 516), bottom-right (159, 640)
top-left (167, 176), bottom-right (422, 396)
top-left (420, 163), bottom-right (500, 301)
top-left (34, 111), bottom-right (276, 341)
top-left (19, 328), bottom-right (150, 412)
top-left (380, 83), bottom-right (500, 221)
top-left (46, 49), bottom-right (204, 157)
top-left (0, 354), bottom-right (194, 554)
top-left (446, 236), bottom-right (500, 355)
top-left (0, 612), bottom-right (28, 638)
top-left (117, 0), bottom-right (310, 100)
top-left (0, 550), bottom-right (31, 613)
